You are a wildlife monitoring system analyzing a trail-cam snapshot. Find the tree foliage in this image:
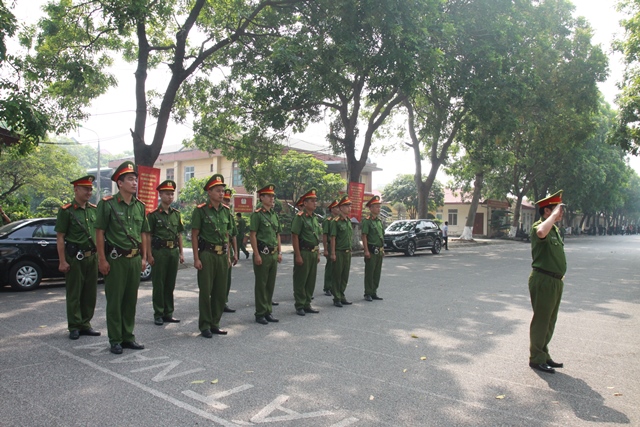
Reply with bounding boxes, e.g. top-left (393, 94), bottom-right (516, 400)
top-left (382, 174), bottom-right (443, 220)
